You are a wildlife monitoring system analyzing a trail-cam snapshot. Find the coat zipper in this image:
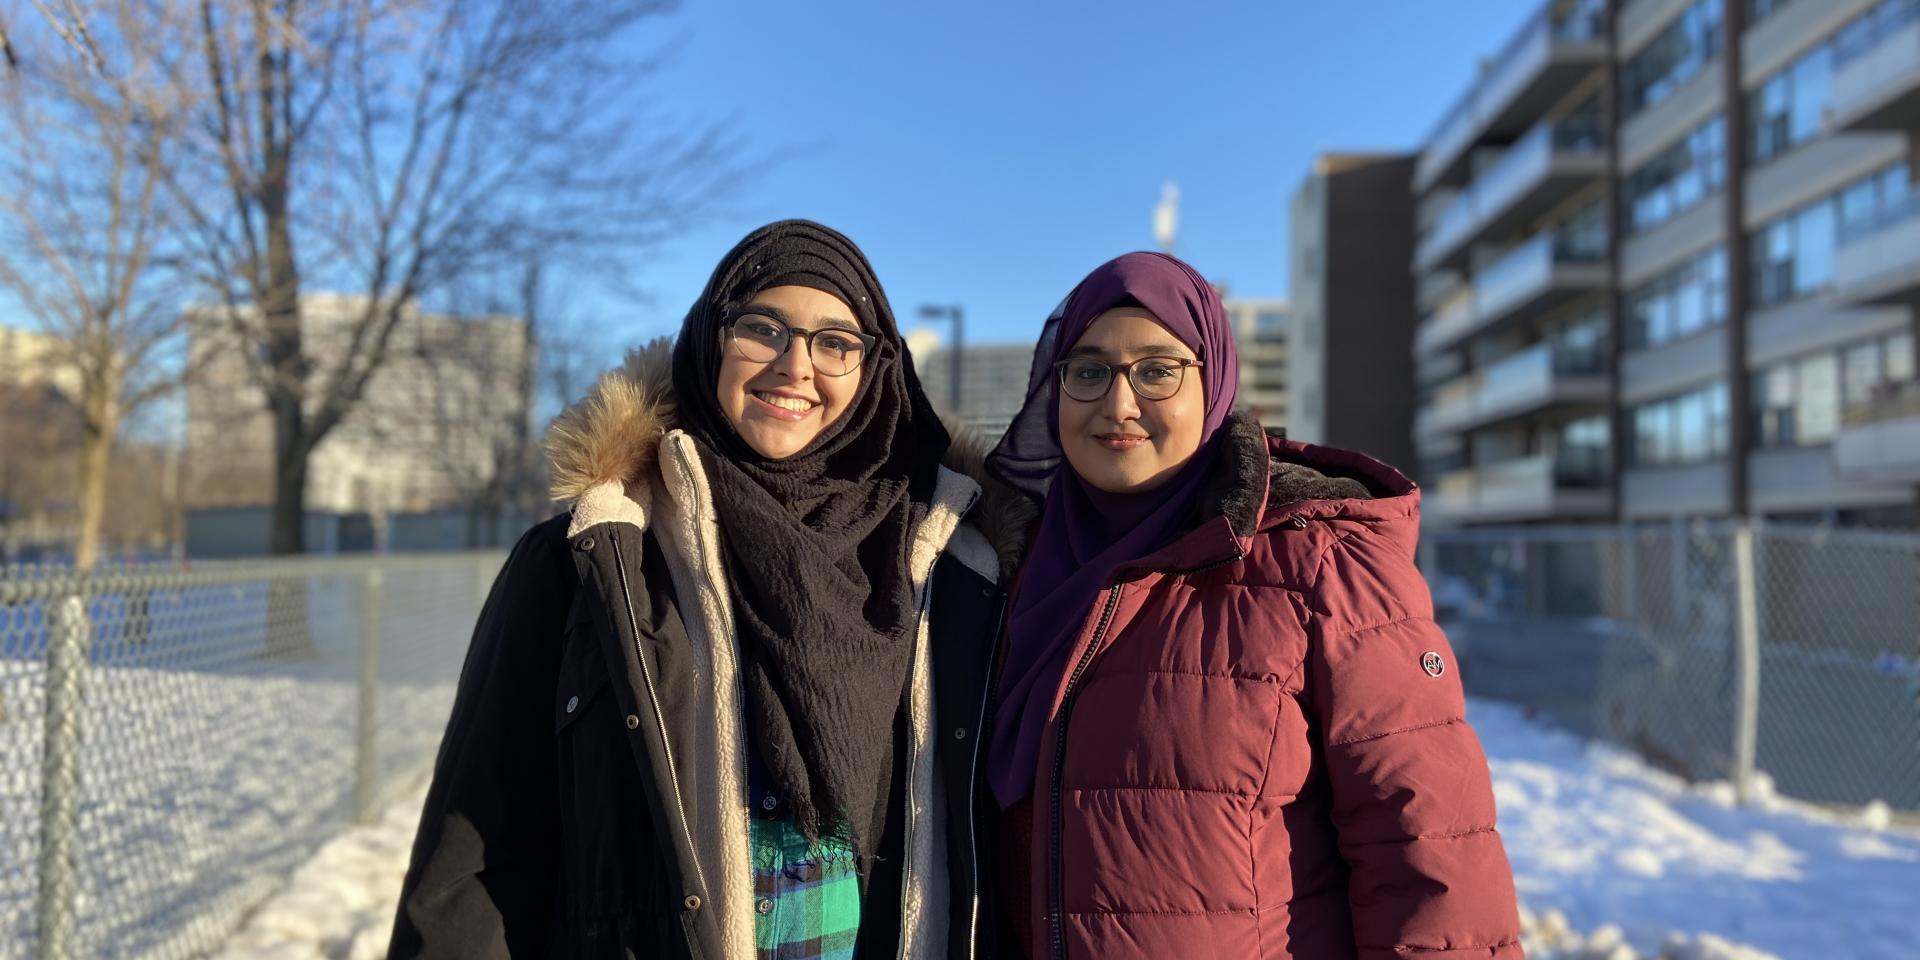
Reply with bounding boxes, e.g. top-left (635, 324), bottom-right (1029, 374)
top-left (1044, 545), bottom-right (1249, 960)
top-left (966, 594), bottom-right (1010, 960)
top-left (609, 532), bottom-right (710, 901)
top-left (1047, 582), bottom-right (1123, 960)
